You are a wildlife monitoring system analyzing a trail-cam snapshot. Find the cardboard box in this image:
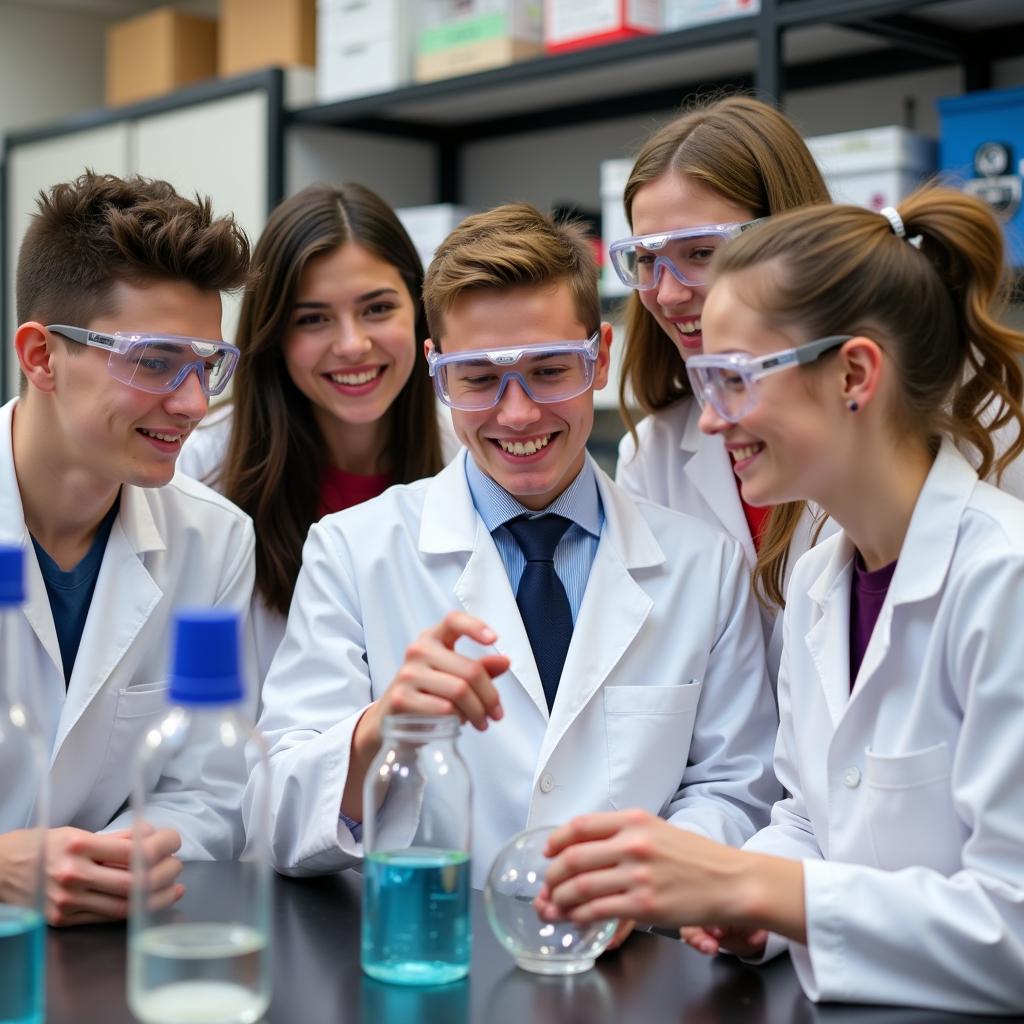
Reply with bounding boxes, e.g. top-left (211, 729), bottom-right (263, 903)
top-left (805, 126), bottom-right (936, 212)
top-left (416, 0), bottom-right (543, 83)
top-left (106, 7), bottom-right (217, 107)
top-left (395, 204), bottom-right (476, 270)
top-left (219, 0), bottom-right (316, 78)
top-left (662, 0), bottom-right (759, 31)
top-left (600, 158), bottom-right (633, 297)
top-left (316, 0), bottom-right (412, 102)
top-left (545, 0), bottom-right (660, 53)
